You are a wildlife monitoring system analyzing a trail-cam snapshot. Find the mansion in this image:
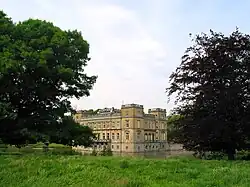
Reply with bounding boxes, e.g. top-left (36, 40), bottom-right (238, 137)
top-left (73, 104), bottom-right (169, 157)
